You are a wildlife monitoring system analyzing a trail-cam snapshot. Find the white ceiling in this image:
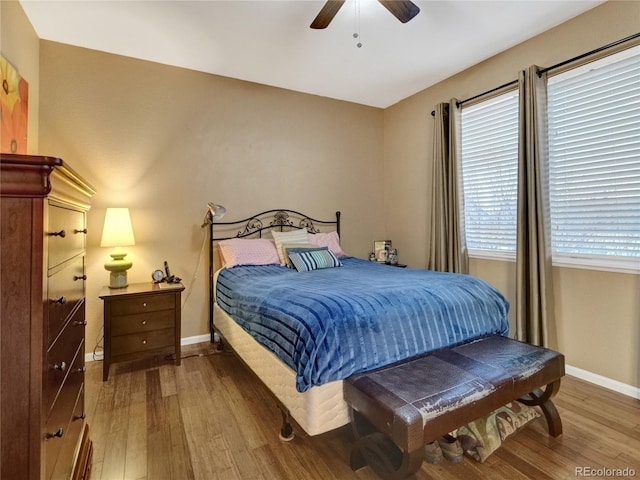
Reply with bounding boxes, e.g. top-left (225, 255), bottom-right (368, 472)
top-left (20, 0), bottom-right (604, 108)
